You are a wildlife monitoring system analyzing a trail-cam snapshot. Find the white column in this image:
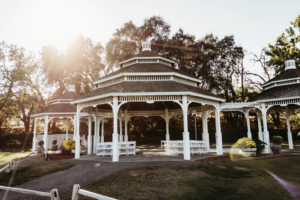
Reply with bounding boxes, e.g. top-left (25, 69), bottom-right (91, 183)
top-left (43, 115), bottom-right (49, 154)
top-left (101, 119), bottom-right (104, 143)
top-left (93, 108), bottom-right (98, 154)
top-left (32, 118), bottom-right (37, 153)
top-left (262, 103), bottom-right (270, 153)
top-left (112, 96), bottom-right (119, 162)
top-left (66, 118), bottom-right (69, 140)
top-left (182, 95), bottom-right (191, 160)
top-left (215, 108), bottom-right (223, 155)
top-left (88, 107), bottom-right (92, 154)
top-left (75, 108), bottom-right (81, 159)
top-left (256, 112), bottom-right (263, 141)
top-left (286, 106), bottom-right (293, 149)
top-left (119, 110), bottom-right (123, 142)
top-left (246, 109), bottom-right (252, 139)
top-left (165, 109), bottom-right (170, 141)
top-left (205, 112), bottom-right (210, 152)
top-left (124, 110), bottom-right (128, 142)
